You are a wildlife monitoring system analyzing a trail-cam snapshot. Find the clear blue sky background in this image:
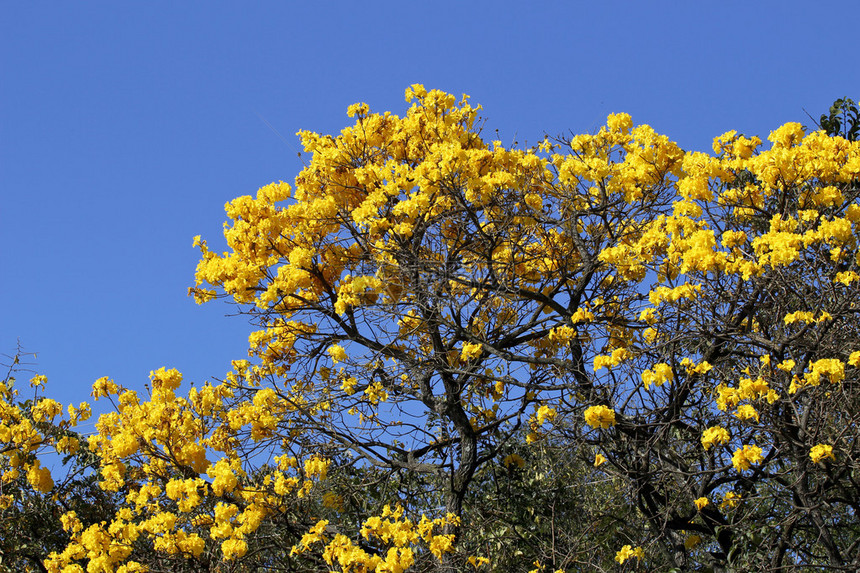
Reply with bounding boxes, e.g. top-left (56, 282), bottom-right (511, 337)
top-left (2, 2), bottom-right (858, 417)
